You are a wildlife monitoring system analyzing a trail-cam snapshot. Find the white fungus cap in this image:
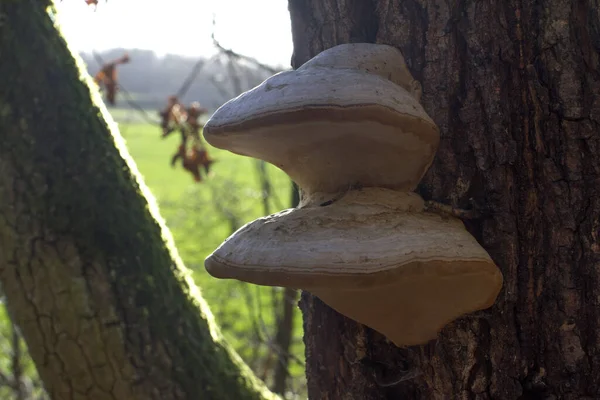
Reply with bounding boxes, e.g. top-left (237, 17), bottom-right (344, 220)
top-left (203, 43), bottom-right (440, 194)
top-left (205, 188), bottom-right (503, 346)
